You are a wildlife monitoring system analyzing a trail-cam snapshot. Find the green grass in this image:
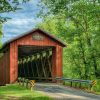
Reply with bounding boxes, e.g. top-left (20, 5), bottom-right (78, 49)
top-left (96, 92), bottom-right (100, 95)
top-left (0, 84), bottom-right (53, 100)
top-left (92, 79), bottom-right (100, 93)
